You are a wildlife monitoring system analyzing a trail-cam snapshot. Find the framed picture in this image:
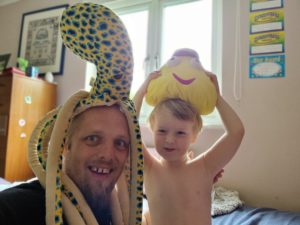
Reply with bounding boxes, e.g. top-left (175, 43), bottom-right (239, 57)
top-left (0, 53), bottom-right (11, 73)
top-left (18, 4), bottom-right (68, 75)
